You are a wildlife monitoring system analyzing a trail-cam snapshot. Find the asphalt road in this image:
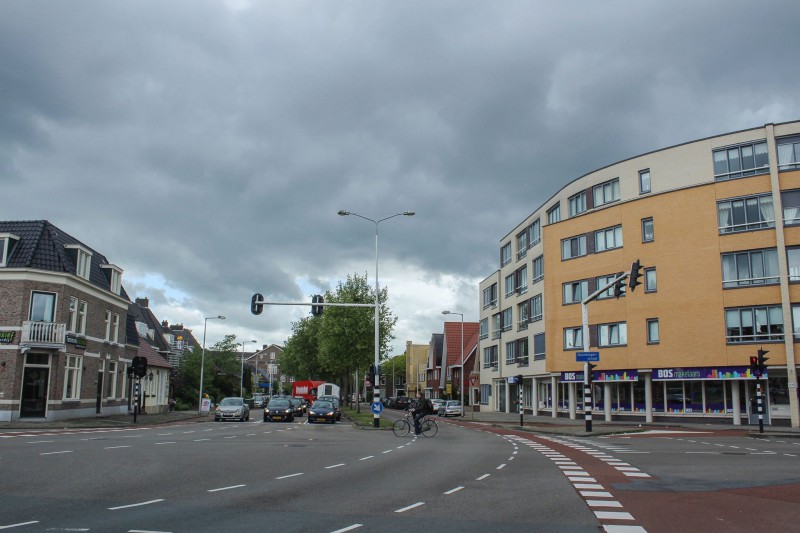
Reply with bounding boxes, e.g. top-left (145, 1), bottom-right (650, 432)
top-left (0, 416), bottom-right (601, 533)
